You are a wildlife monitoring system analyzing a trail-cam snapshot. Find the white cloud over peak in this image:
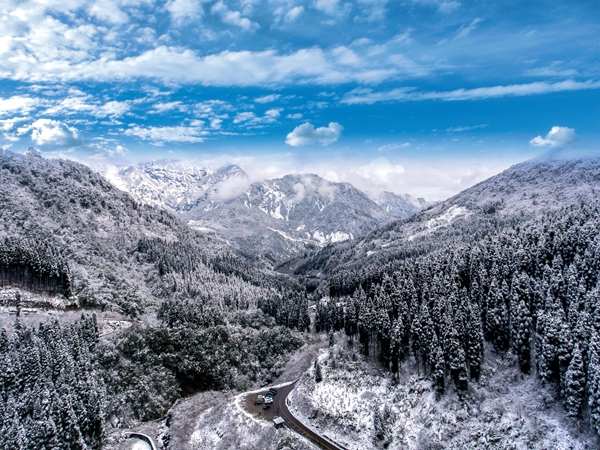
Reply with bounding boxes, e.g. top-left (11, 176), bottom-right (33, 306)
top-left (19, 119), bottom-right (84, 147)
top-left (530, 126), bottom-right (577, 147)
top-left (285, 122), bottom-right (342, 146)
